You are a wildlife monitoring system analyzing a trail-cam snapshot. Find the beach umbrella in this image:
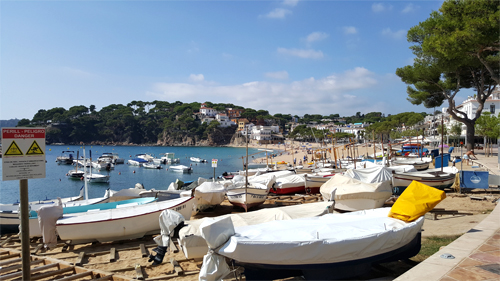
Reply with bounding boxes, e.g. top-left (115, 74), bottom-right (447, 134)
top-left (438, 144), bottom-right (449, 148)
